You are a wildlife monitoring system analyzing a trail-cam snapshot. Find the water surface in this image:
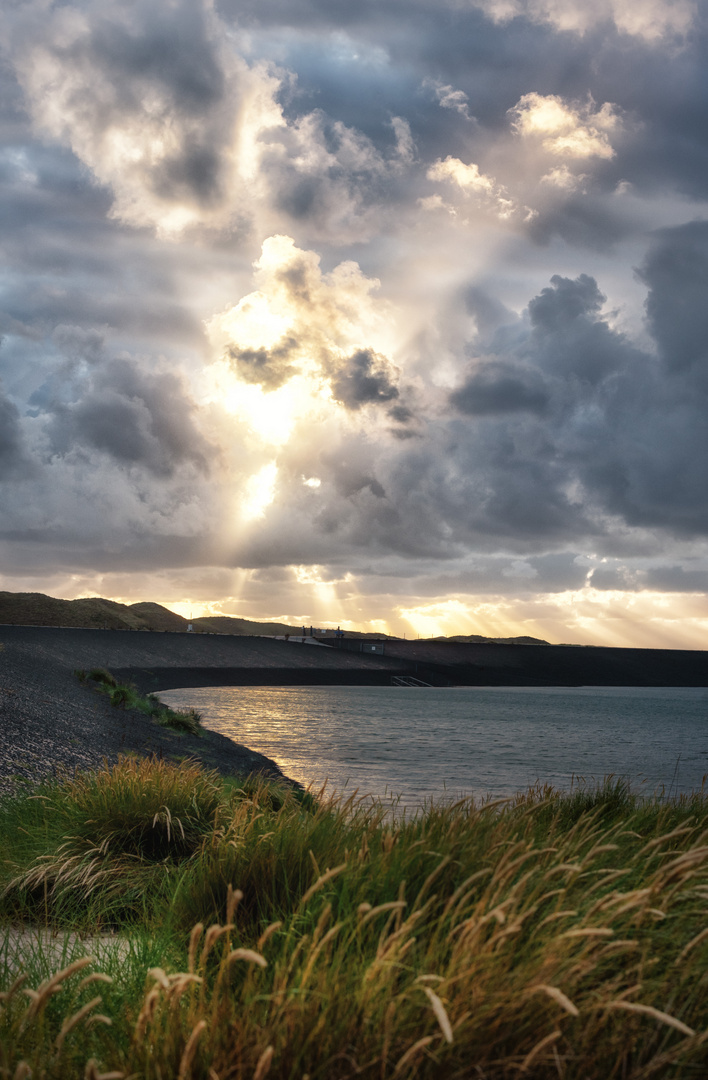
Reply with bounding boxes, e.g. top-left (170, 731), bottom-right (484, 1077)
top-left (160, 685), bottom-right (708, 811)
